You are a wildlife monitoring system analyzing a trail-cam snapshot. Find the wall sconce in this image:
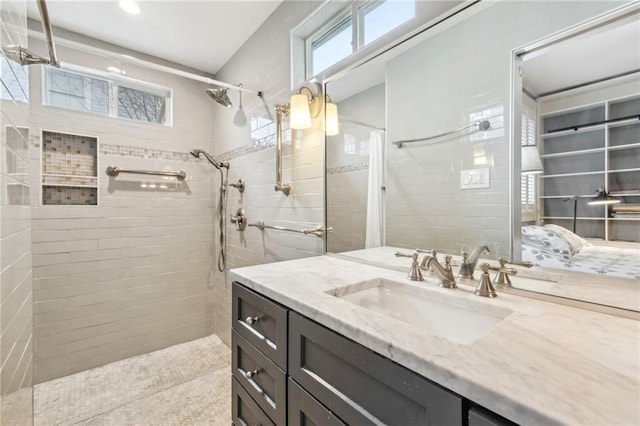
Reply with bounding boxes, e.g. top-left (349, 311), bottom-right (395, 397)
top-left (325, 96), bottom-right (339, 136)
top-left (587, 186), bottom-right (620, 206)
top-left (289, 82), bottom-right (323, 129)
top-left (521, 145), bottom-right (543, 174)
